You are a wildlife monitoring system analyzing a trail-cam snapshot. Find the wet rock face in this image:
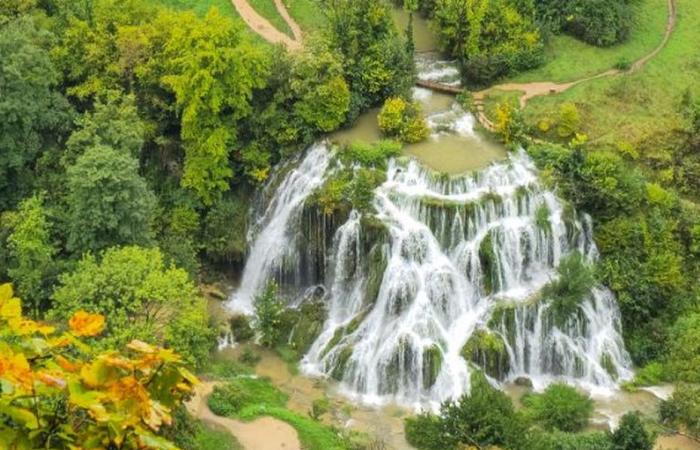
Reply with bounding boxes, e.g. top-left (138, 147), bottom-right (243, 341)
top-left (229, 144), bottom-right (633, 407)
